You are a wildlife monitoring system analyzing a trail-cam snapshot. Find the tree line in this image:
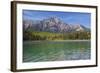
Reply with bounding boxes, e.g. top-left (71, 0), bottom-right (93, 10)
top-left (23, 30), bottom-right (91, 41)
